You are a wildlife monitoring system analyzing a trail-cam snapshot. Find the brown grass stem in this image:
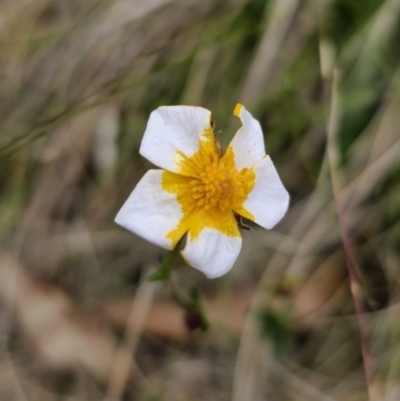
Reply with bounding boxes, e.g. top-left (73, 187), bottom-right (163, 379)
top-left (103, 280), bottom-right (154, 401)
top-left (326, 69), bottom-right (376, 400)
